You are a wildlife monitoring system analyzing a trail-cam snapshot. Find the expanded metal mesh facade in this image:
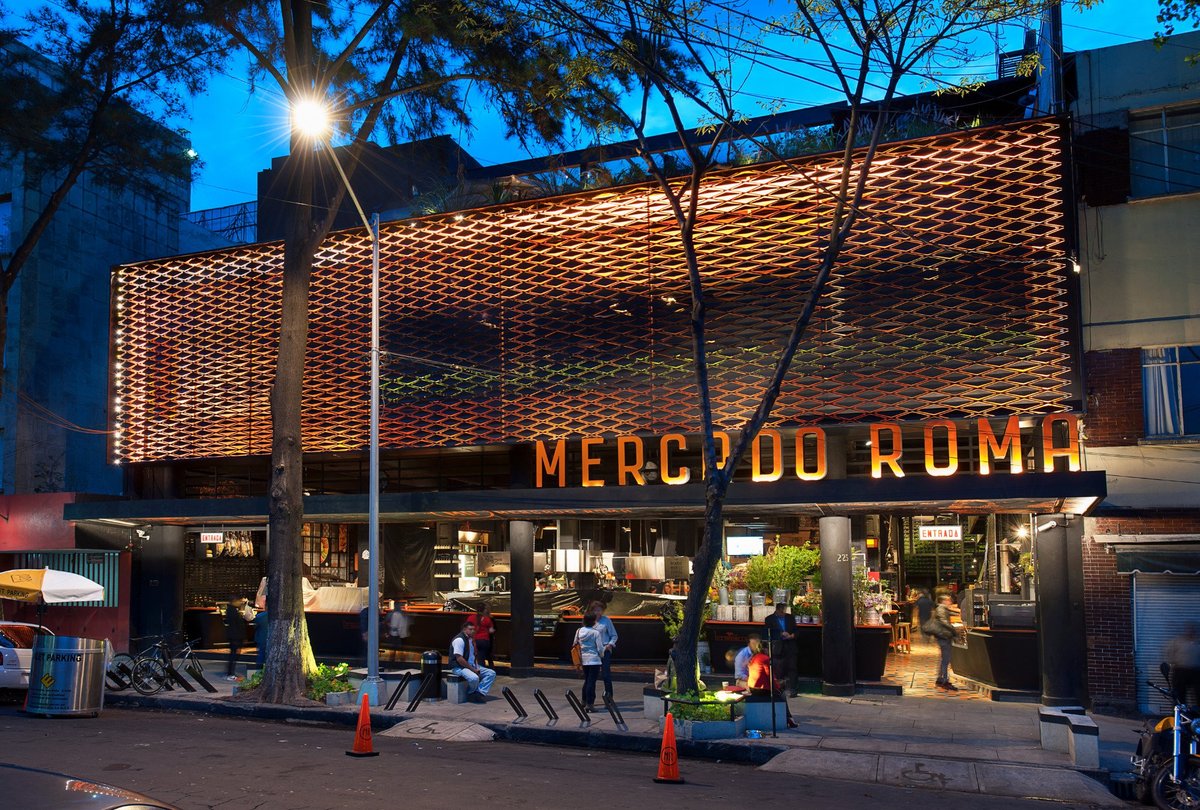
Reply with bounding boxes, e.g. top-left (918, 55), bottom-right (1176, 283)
top-left (112, 119), bottom-right (1077, 464)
